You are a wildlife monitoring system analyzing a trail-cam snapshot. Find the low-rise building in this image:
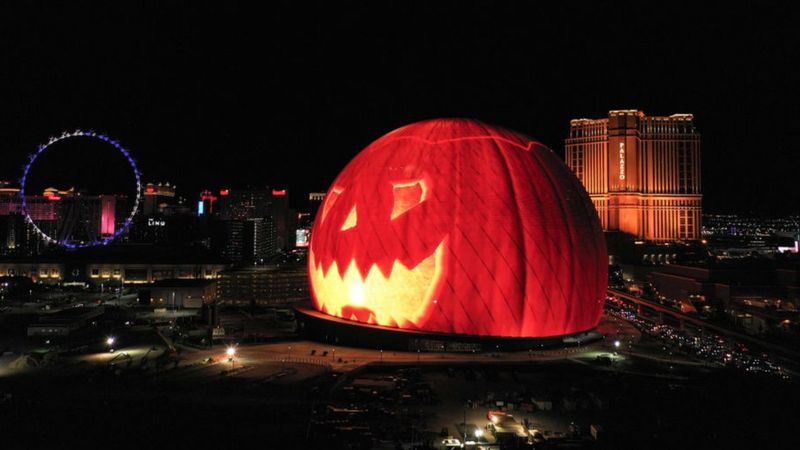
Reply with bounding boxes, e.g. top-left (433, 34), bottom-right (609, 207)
top-left (217, 265), bottom-right (308, 306)
top-left (0, 245), bottom-right (227, 284)
top-left (27, 306), bottom-right (105, 337)
top-left (146, 278), bottom-right (217, 309)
